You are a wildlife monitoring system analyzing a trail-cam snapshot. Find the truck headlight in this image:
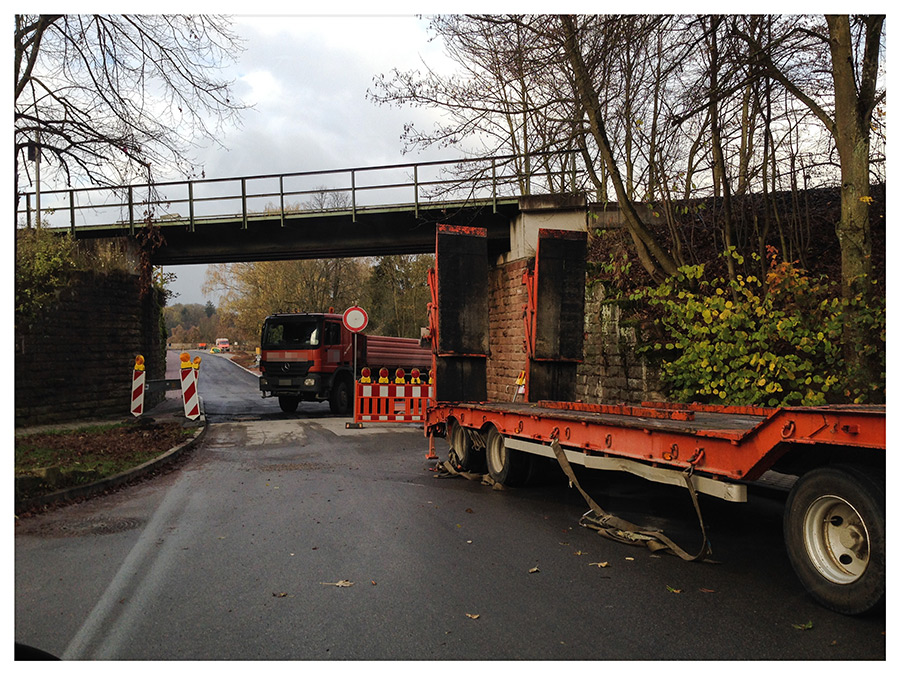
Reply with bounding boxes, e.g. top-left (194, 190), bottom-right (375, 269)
top-left (304, 378), bottom-right (316, 387)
